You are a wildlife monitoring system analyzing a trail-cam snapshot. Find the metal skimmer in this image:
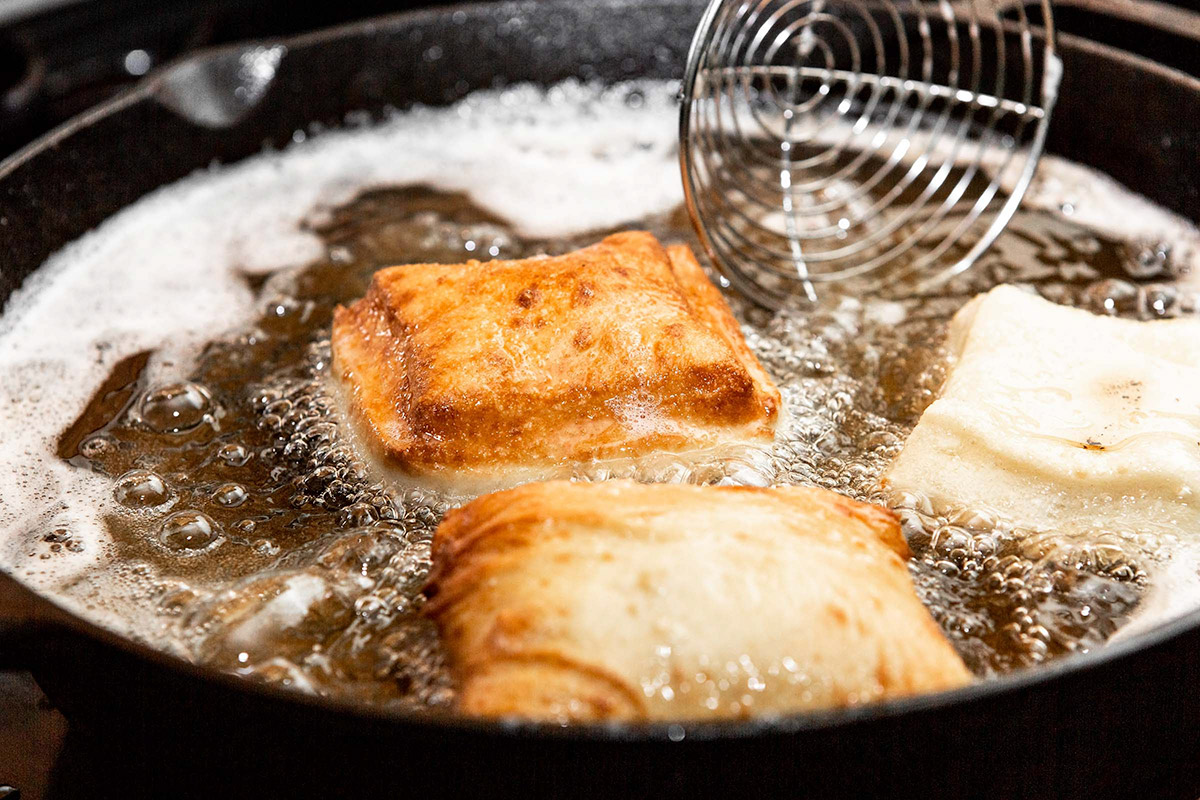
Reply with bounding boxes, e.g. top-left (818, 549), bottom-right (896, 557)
top-left (680, 0), bottom-right (1060, 307)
